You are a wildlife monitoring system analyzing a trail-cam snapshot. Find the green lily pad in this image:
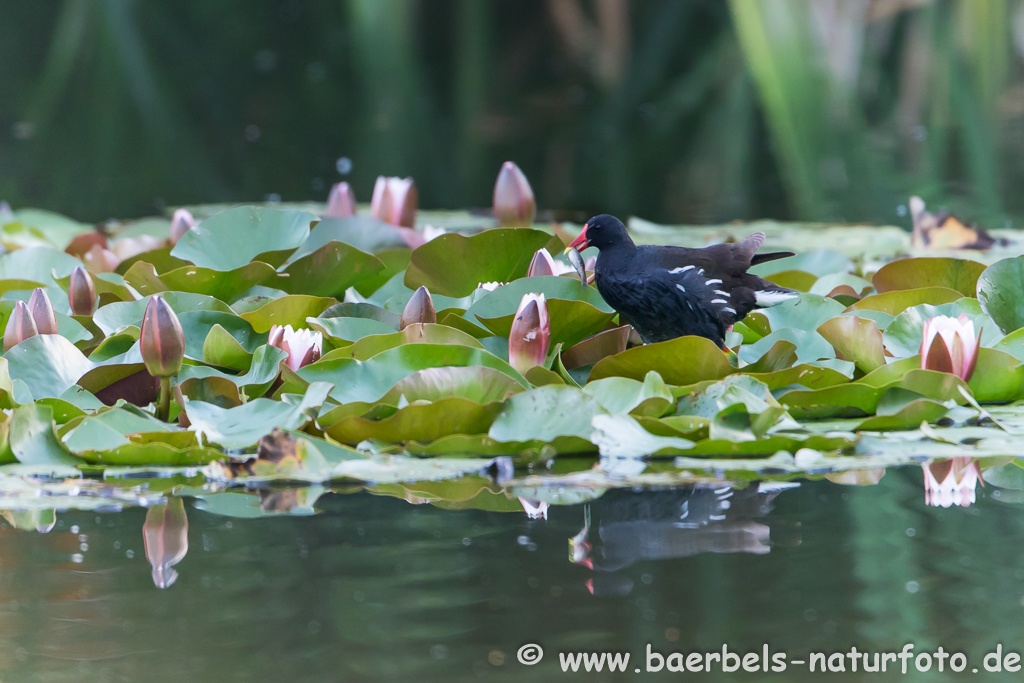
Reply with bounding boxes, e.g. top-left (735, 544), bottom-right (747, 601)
top-left (298, 344), bottom-right (527, 404)
top-left (882, 299), bottom-right (998, 359)
top-left (320, 323), bottom-right (485, 361)
top-left (590, 336), bottom-right (734, 384)
top-left (477, 298), bottom-right (615, 349)
top-left (582, 372), bottom-right (673, 417)
top-left (764, 270), bottom-right (817, 291)
top-left (0, 247), bottom-right (82, 288)
top-left (873, 257), bottom-right (986, 297)
top-left (817, 316), bottom-right (885, 374)
top-left (93, 292), bottom-right (233, 336)
top-left (847, 287), bottom-right (964, 316)
top-left (277, 241), bottom-right (385, 298)
top-left (5, 335), bottom-right (93, 400)
top-left (968, 348), bottom-right (1024, 403)
top-left (238, 295), bottom-right (335, 333)
top-left (405, 229), bottom-right (560, 297)
top-left (488, 385), bottom-right (604, 443)
top-left (744, 294), bottom-right (845, 336)
top-left (977, 255), bottom-right (1024, 333)
top-left (203, 324), bottom-right (254, 370)
top-left (123, 261), bottom-right (276, 303)
top-left (10, 404), bottom-right (78, 465)
top-left (319, 302), bottom-right (400, 328)
top-left (171, 206), bottom-right (315, 270)
top-left (739, 329), bottom-right (835, 365)
top-left (321, 398), bottom-right (503, 445)
top-left (749, 249), bottom-right (852, 277)
top-left (179, 345), bottom-right (288, 398)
